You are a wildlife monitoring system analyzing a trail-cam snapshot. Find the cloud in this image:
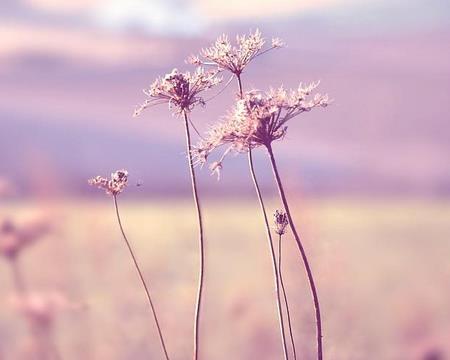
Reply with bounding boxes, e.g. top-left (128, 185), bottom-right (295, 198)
top-left (22, 0), bottom-right (101, 14)
top-left (92, 0), bottom-right (206, 36)
top-left (0, 22), bottom-right (177, 66)
top-left (194, 0), bottom-right (345, 21)
top-left (17, 0), bottom-right (351, 32)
